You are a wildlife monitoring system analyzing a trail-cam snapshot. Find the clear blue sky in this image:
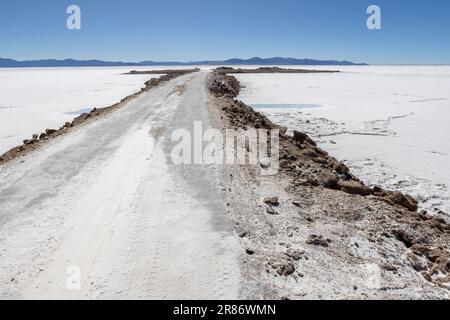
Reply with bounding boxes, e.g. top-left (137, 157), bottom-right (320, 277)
top-left (1, 0), bottom-right (449, 64)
